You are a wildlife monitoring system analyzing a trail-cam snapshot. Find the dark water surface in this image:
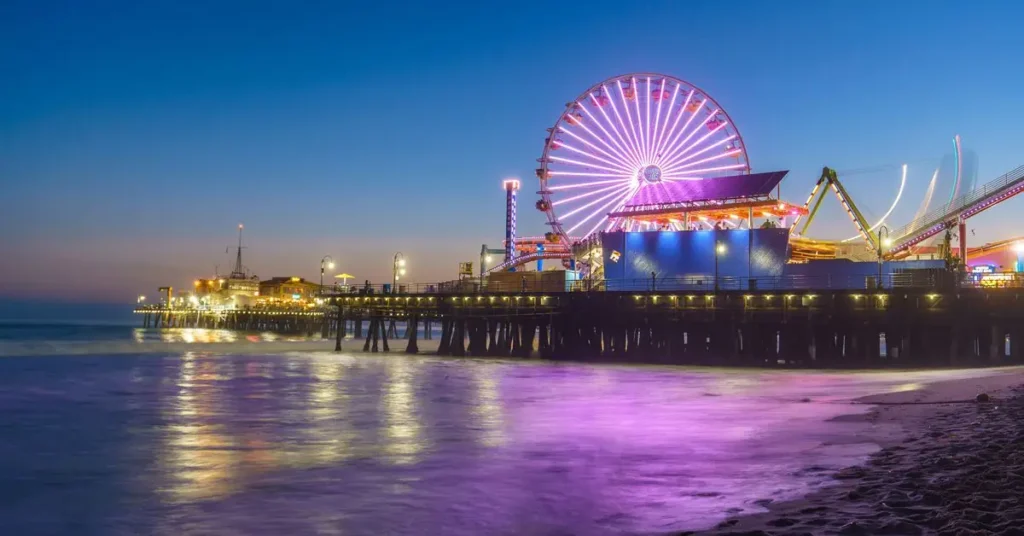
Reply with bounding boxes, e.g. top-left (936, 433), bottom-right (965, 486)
top-left (0, 328), bottom-right (1002, 535)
